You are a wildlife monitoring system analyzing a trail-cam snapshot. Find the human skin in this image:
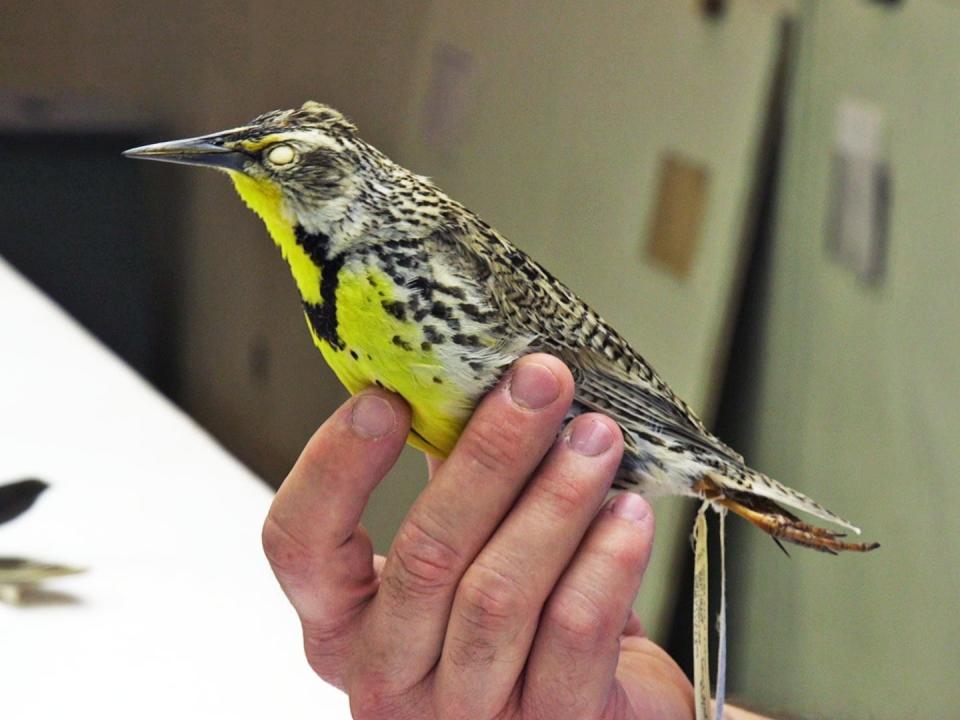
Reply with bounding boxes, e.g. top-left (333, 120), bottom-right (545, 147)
top-left (262, 353), bottom-right (768, 719)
